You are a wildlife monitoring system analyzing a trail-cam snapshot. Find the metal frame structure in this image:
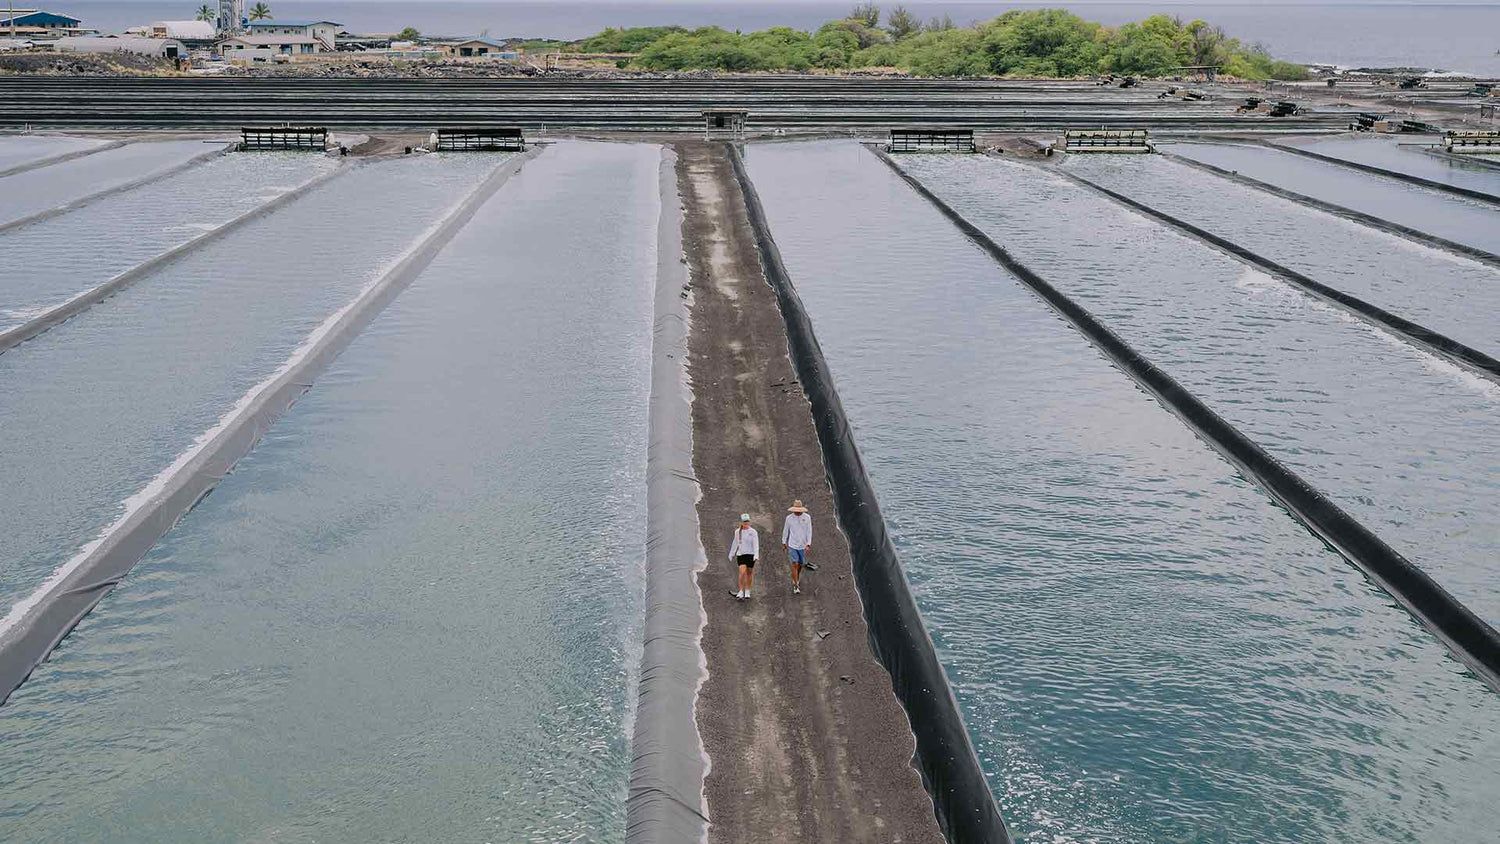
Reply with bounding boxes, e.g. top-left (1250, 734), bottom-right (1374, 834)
top-left (1063, 129), bottom-right (1152, 154)
top-left (887, 128), bottom-right (976, 153)
top-left (1445, 130), bottom-right (1500, 155)
top-left (702, 108), bottom-right (748, 140)
top-left (239, 125), bottom-right (328, 150)
top-left (434, 126), bottom-right (525, 151)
